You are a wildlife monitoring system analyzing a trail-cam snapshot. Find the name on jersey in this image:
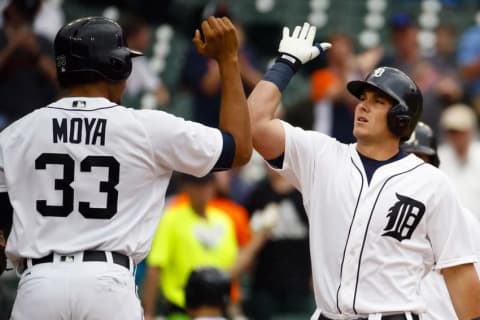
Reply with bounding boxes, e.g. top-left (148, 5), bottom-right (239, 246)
top-left (52, 118), bottom-right (106, 145)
